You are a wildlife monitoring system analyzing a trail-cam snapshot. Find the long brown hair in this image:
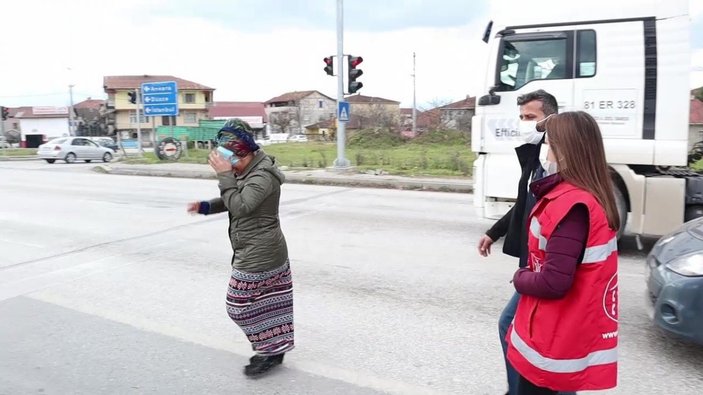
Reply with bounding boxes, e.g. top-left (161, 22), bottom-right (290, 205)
top-left (545, 111), bottom-right (620, 230)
